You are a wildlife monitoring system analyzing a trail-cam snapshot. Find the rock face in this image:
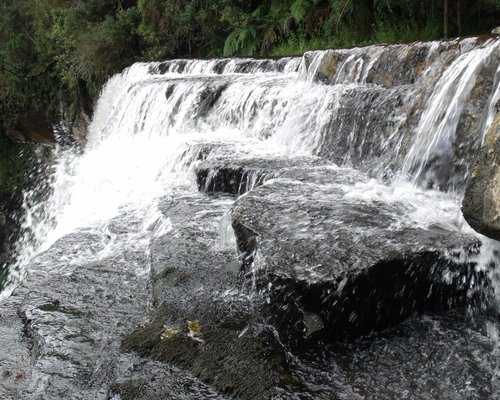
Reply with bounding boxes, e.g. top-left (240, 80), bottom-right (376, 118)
top-left (0, 211), bottom-right (230, 399)
top-left (462, 113), bottom-right (500, 241)
top-left (307, 39), bottom-right (500, 190)
top-left (0, 194), bottom-right (23, 285)
top-left (0, 149), bottom-right (485, 399)
top-left (122, 194), bottom-right (294, 400)
top-left (0, 209), bottom-right (6, 254)
top-left (230, 165), bottom-right (481, 344)
top-left (0, 204), bottom-right (10, 287)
